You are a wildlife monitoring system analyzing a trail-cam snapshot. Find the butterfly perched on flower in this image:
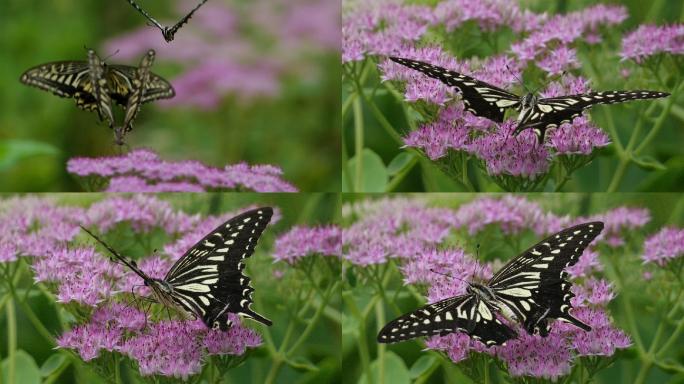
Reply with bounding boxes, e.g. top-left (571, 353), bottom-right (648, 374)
top-left (81, 207), bottom-right (273, 330)
top-left (124, 0), bottom-right (209, 42)
top-left (20, 49), bottom-right (174, 144)
top-left (378, 222), bottom-right (603, 346)
top-left (389, 57), bottom-right (669, 144)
